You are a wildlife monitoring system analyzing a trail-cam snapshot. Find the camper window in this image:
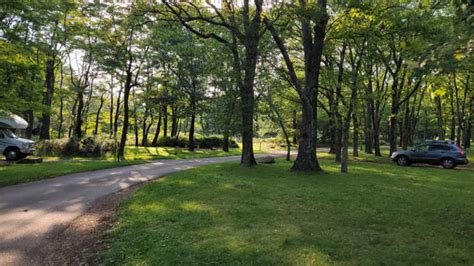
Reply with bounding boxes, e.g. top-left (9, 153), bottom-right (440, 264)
top-left (3, 129), bottom-right (17, 138)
